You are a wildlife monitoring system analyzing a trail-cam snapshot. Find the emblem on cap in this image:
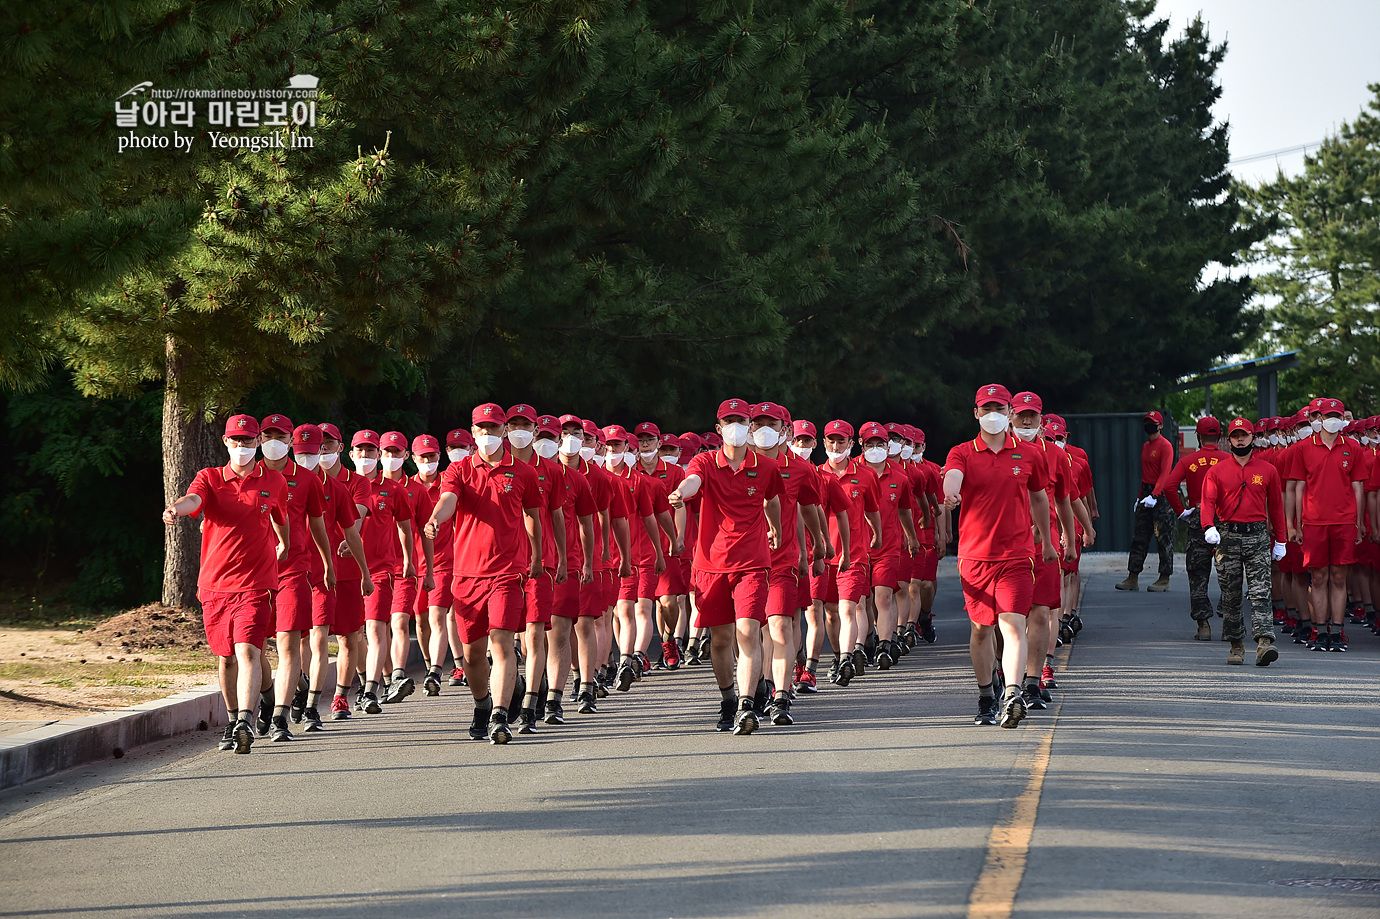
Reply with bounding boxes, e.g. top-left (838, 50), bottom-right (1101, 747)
top-left (483, 406), bottom-right (494, 415)
top-left (236, 418), bottom-right (247, 428)
top-left (987, 387), bottom-right (996, 395)
top-left (303, 431), bottom-right (312, 440)
top-left (1022, 395), bottom-right (1032, 403)
top-left (729, 400), bottom-right (740, 408)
